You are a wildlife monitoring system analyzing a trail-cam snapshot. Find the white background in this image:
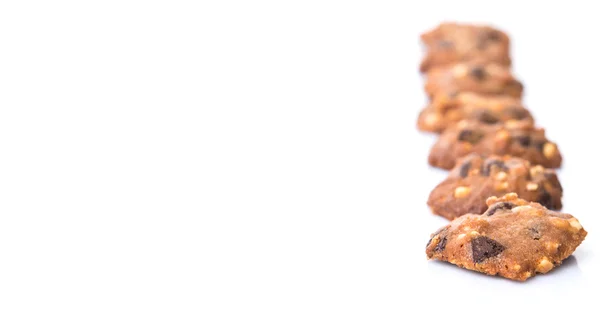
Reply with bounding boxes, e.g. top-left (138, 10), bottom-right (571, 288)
top-left (1, 1), bottom-right (598, 319)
